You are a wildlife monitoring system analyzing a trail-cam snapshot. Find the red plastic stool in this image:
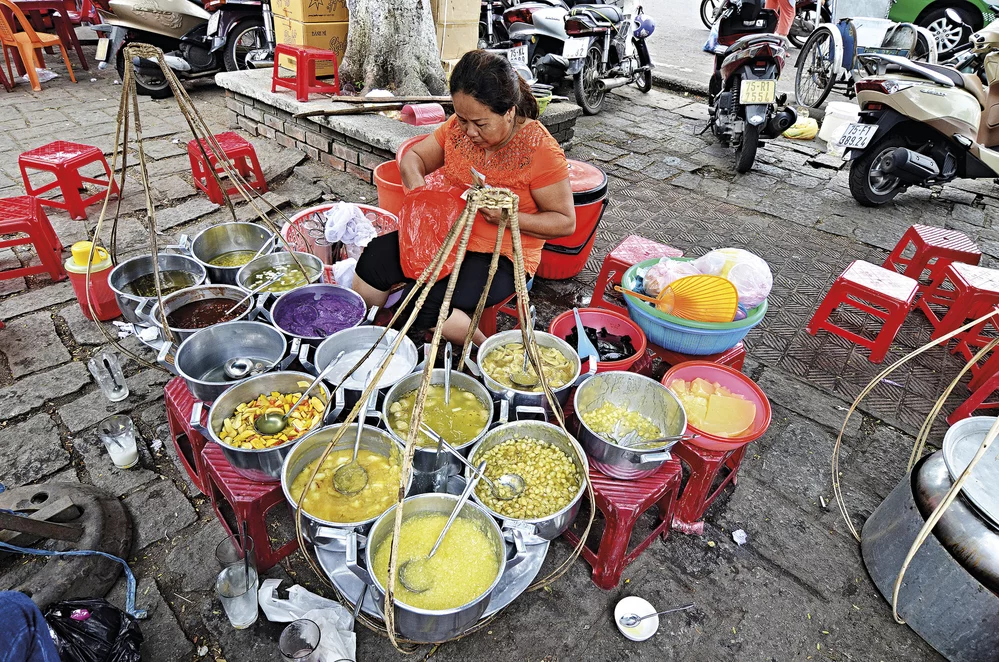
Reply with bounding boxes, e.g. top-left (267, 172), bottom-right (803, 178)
top-left (883, 224), bottom-right (981, 285)
top-left (591, 235), bottom-right (684, 311)
top-left (917, 262), bottom-right (999, 339)
top-left (163, 377), bottom-right (211, 495)
top-left (272, 44), bottom-right (341, 102)
top-left (0, 196), bottom-right (67, 283)
top-left (948, 364), bottom-right (999, 424)
top-left (201, 443), bottom-right (298, 572)
top-left (478, 277), bottom-right (534, 337)
top-left (671, 441), bottom-right (749, 535)
top-left (18, 141), bottom-right (119, 220)
top-left (188, 132), bottom-right (268, 205)
top-left (562, 459), bottom-right (682, 589)
top-left (806, 260), bottom-right (918, 364)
